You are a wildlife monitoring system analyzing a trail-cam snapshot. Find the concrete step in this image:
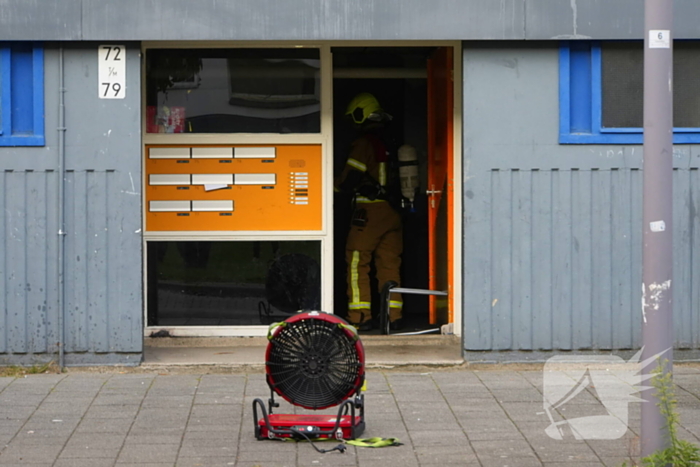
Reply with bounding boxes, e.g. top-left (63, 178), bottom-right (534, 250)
top-left (142, 335), bottom-right (463, 368)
